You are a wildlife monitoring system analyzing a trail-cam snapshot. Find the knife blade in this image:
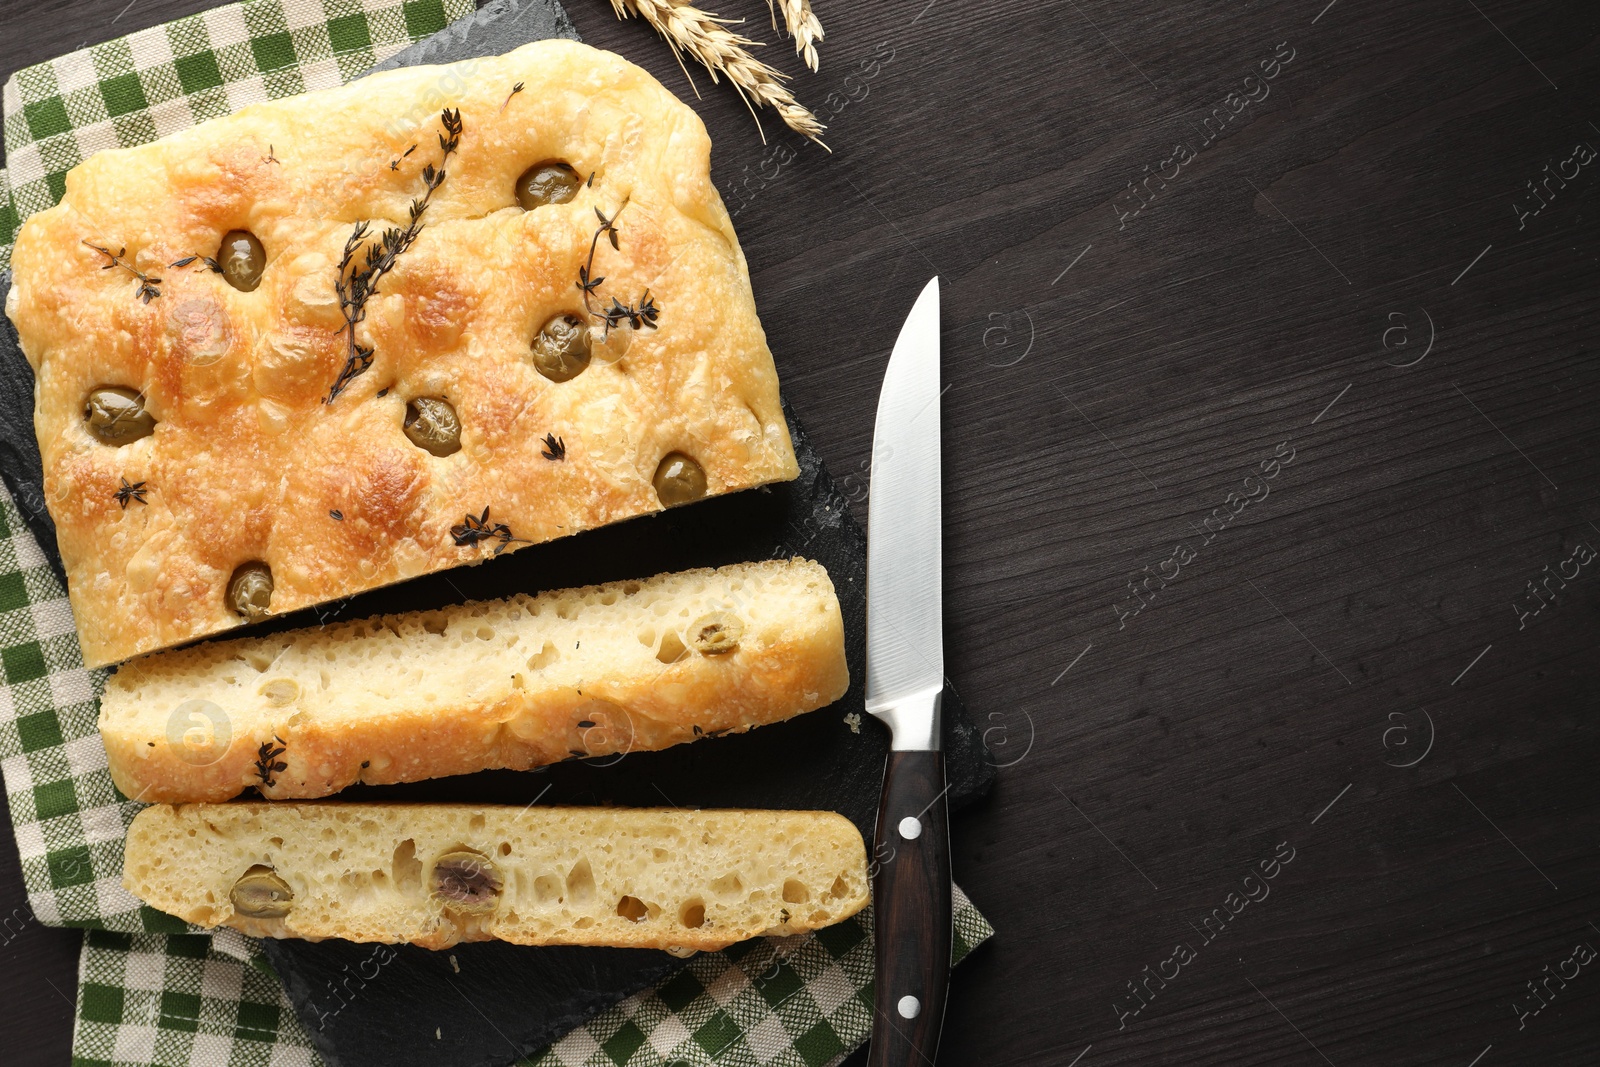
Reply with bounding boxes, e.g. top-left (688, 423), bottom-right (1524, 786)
top-left (865, 276), bottom-right (952, 1067)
